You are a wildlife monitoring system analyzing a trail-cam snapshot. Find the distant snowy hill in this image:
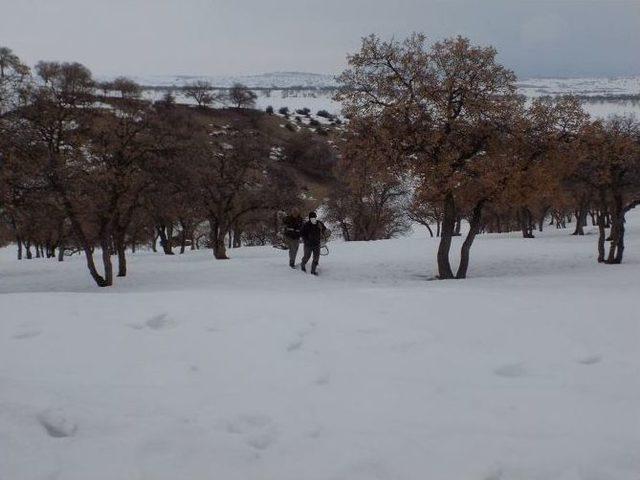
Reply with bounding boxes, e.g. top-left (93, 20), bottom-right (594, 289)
top-left (97, 71), bottom-right (640, 97)
top-left (95, 72), bottom-right (640, 119)
top-left (518, 76), bottom-right (640, 98)
top-left (97, 72), bottom-right (338, 89)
